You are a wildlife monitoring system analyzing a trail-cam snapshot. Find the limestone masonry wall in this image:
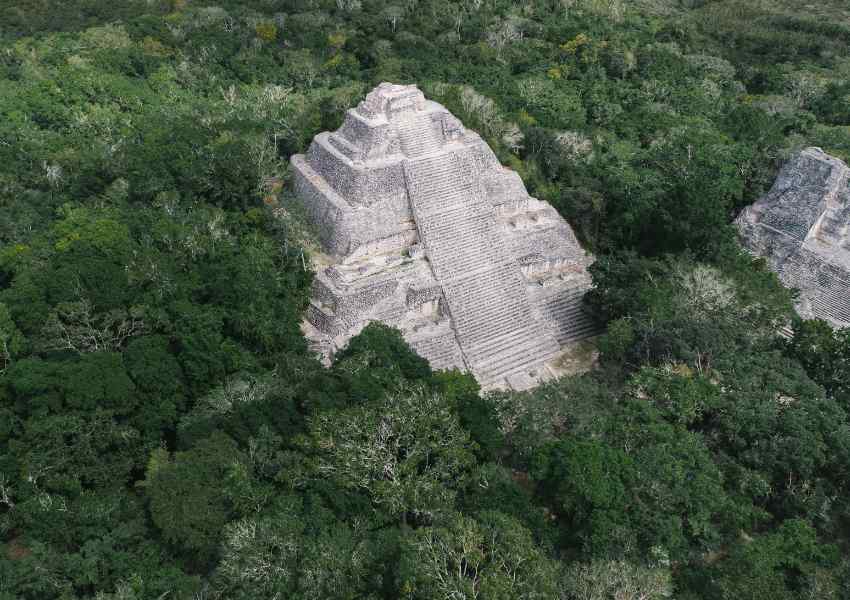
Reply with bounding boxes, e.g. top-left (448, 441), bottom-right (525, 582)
top-left (290, 82), bottom-right (600, 390)
top-left (737, 147), bottom-right (850, 329)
